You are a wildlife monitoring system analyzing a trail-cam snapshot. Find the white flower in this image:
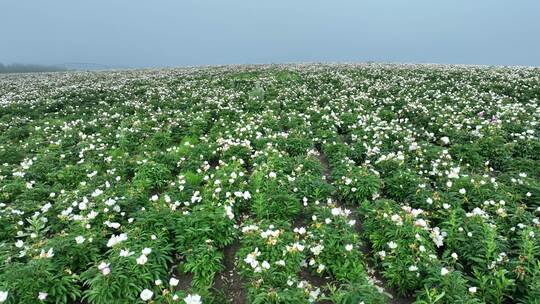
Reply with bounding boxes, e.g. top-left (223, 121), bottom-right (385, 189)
top-left (387, 241), bottom-right (398, 249)
top-left (459, 188), bottom-right (466, 195)
top-left (430, 227), bottom-right (445, 248)
top-left (294, 227), bottom-right (306, 234)
top-left (275, 260), bottom-right (286, 266)
top-left (106, 233), bottom-right (128, 247)
top-left (98, 262), bottom-right (111, 275)
top-left (261, 260), bottom-right (270, 270)
top-left (310, 244), bottom-right (324, 255)
top-left (224, 205), bottom-right (234, 220)
top-left (409, 265), bottom-right (418, 272)
top-left (414, 219), bottom-right (427, 228)
top-left (244, 250), bottom-right (260, 268)
top-left (268, 172), bottom-right (277, 178)
top-left (441, 136), bottom-right (450, 145)
top-left (440, 267), bottom-right (450, 276)
top-left (119, 249), bottom-right (134, 257)
top-left (107, 222), bottom-right (121, 229)
top-left (169, 277), bottom-right (179, 287)
top-left (391, 214), bottom-right (403, 225)
top-left (448, 167), bottom-right (460, 179)
top-left (38, 292), bottom-right (48, 300)
top-left (0, 291), bottom-right (8, 303)
top-left (39, 248), bottom-right (54, 259)
top-left (184, 294), bottom-right (202, 304)
top-left (309, 288), bottom-right (321, 301)
top-left (468, 286), bottom-right (477, 293)
top-left (136, 254), bottom-right (148, 265)
top-left (142, 247), bottom-right (152, 255)
top-left (75, 236), bottom-right (85, 244)
top-left (91, 189), bottom-right (103, 197)
top-left (331, 207), bottom-right (342, 216)
top-left (78, 201), bottom-right (87, 210)
top-left (451, 252), bottom-right (458, 260)
top-left (140, 289), bottom-right (153, 301)
top-left (15, 240), bottom-right (24, 248)
top-left (345, 244), bottom-right (353, 251)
